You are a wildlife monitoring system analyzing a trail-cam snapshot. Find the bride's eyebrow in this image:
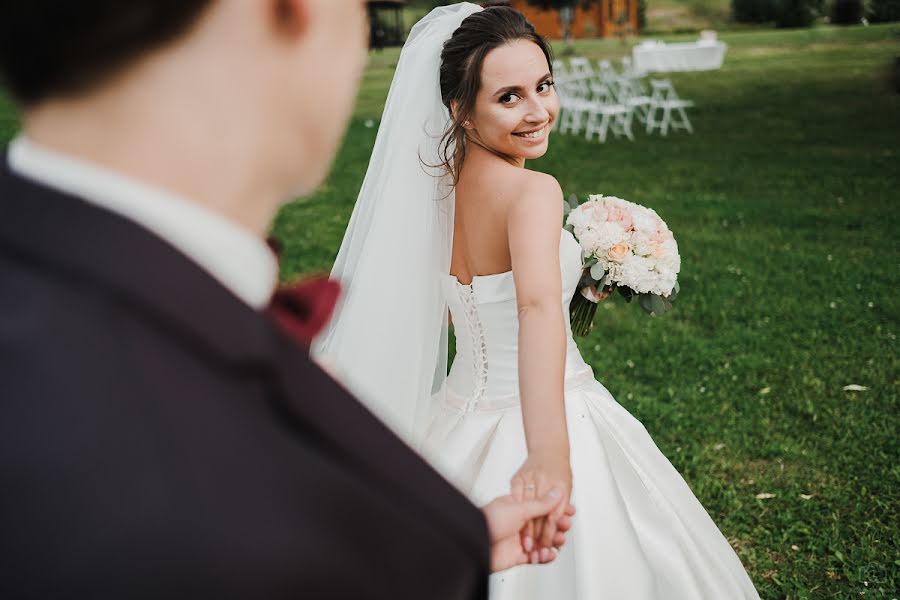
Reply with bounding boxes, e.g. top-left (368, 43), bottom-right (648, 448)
top-left (491, 72), bottom-right (553, 97)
